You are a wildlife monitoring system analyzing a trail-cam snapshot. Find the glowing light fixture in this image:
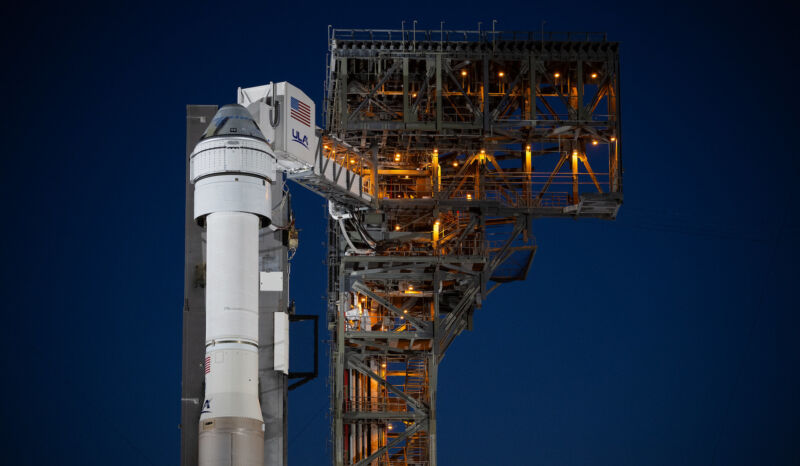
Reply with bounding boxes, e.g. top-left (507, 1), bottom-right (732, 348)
top-left (591, 73), bottom-right (598, 79)
top-left (461, 70), bottom-right (467, 77)
top-left (554, 72), bottom-right (560, 78)
top-left (498, 71), bottom-right (505, 77)
top-left (610, 137), bottom-right (616, 142)
top-left (591, 140), bottom-right (598, 146)
top-left (395, 225), bottom-right (401, 231)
